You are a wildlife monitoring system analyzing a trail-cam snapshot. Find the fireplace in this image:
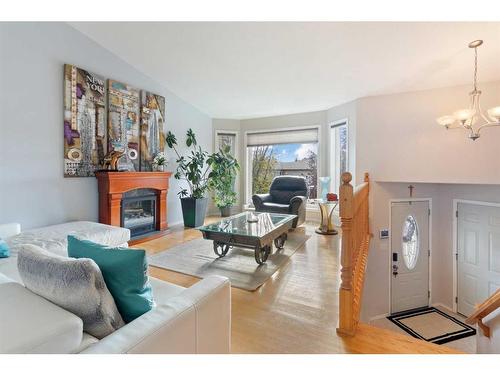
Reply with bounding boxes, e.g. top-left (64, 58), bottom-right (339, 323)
top-left (96, 171), bottom-right (172, 244)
